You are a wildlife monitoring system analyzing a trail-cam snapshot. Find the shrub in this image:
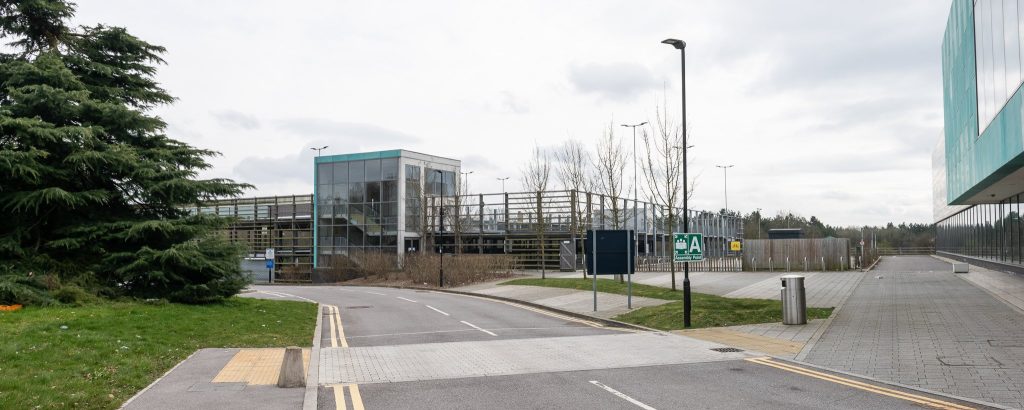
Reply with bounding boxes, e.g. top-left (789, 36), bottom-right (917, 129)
top-left (0, 274), bottom-right (54, 306)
